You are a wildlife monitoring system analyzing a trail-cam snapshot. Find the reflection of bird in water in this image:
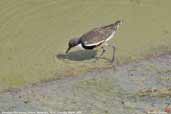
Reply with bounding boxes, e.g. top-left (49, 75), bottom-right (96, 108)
top-left (66, 20), bottom-right (123, 63)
